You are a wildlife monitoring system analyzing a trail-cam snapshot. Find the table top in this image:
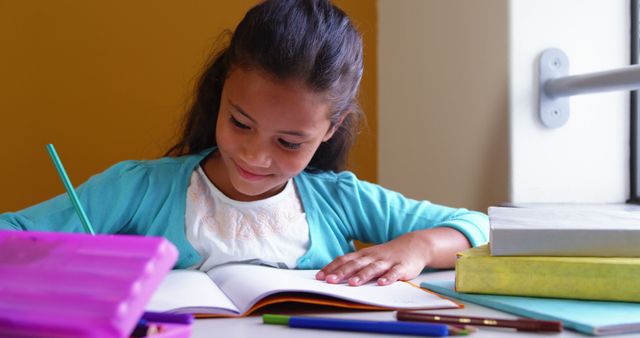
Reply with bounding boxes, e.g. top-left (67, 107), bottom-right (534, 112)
top-left (190, 270), bottom-right (591, 338)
